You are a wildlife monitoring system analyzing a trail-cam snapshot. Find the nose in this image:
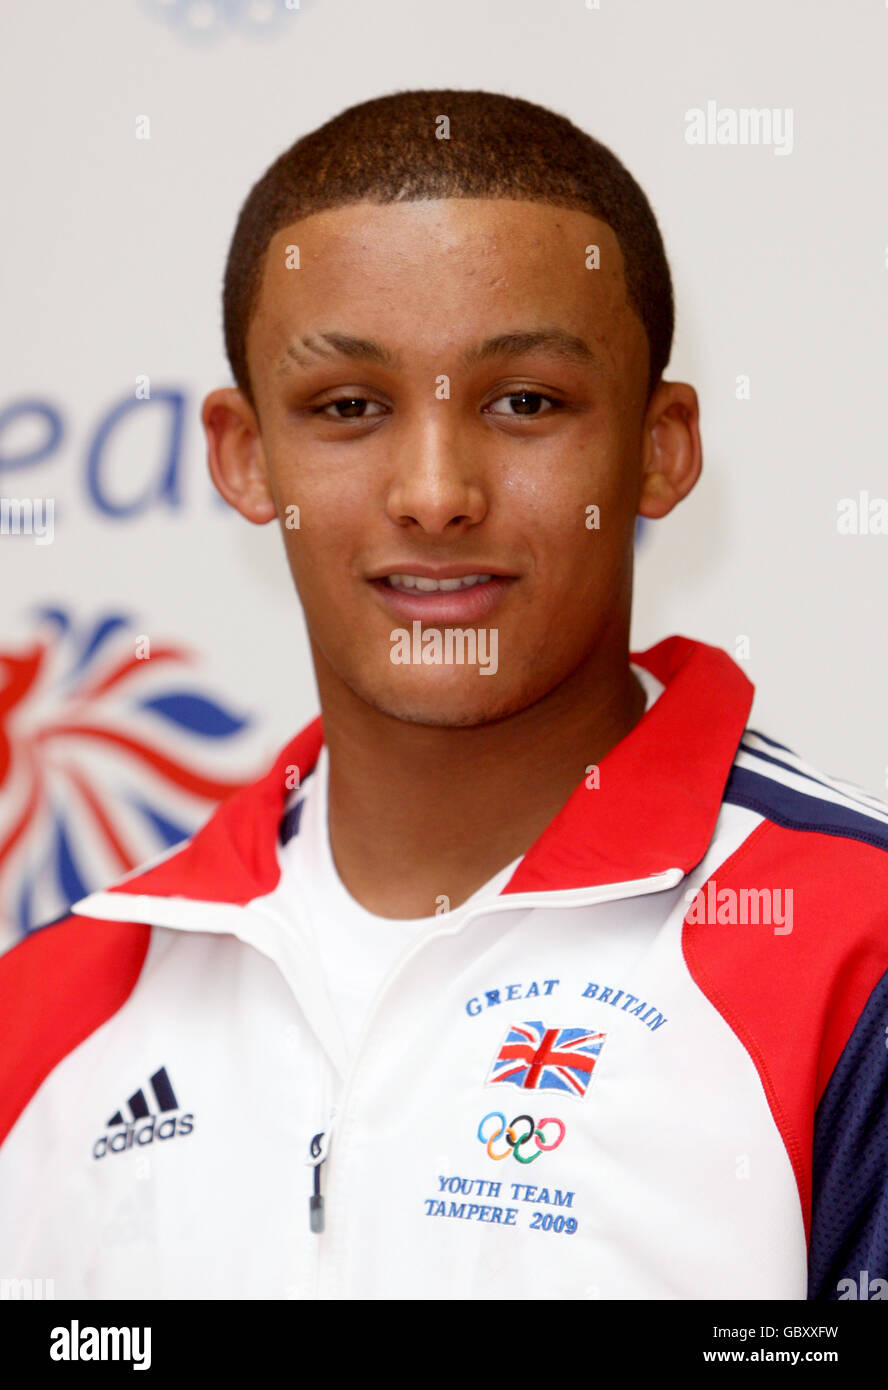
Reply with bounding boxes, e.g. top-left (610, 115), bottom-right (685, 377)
top-left (384, 410), bottom-right (487, 535)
